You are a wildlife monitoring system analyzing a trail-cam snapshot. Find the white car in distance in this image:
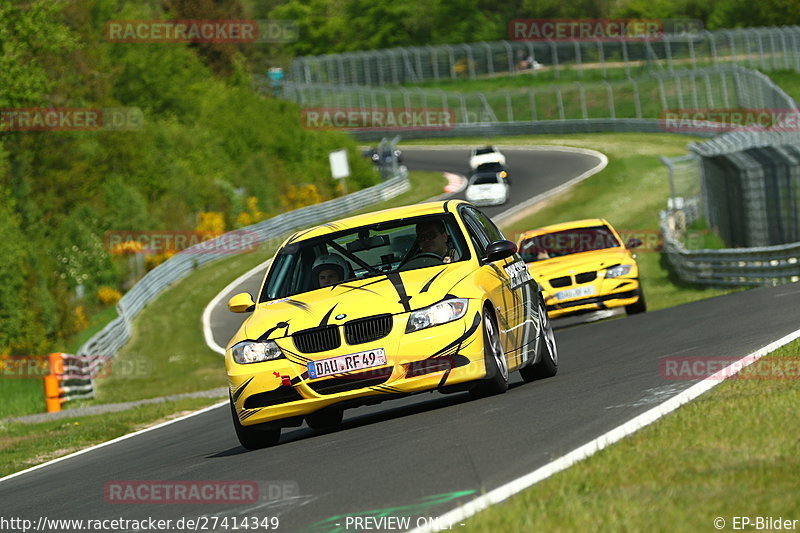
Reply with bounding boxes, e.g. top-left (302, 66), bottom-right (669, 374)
top-left (469, 146), bottom-right (506, 170)
top-left (465, 172), bottom-right (510, 207)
